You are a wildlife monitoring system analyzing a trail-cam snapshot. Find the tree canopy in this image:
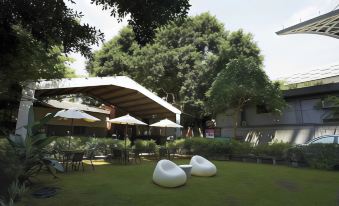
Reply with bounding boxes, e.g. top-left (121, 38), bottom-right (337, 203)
top-left (206, 57), bottom-right (286, 137)
top-left (87, 13), bottom-right (263, 126)
top-left (0, 0), bottom-right (190, 101)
